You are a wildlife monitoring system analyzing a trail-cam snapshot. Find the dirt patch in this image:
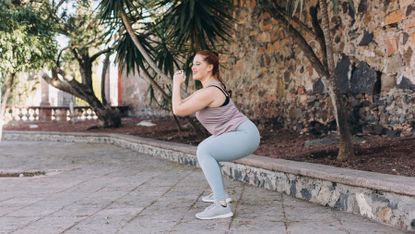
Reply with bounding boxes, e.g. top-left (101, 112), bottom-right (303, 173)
top-left (0, 171), bottom-right (46, 177)
top-left (4, 117), bottom-right (415, 177)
